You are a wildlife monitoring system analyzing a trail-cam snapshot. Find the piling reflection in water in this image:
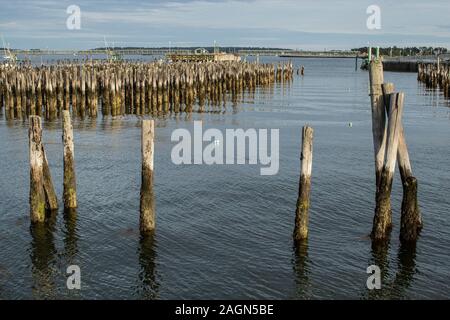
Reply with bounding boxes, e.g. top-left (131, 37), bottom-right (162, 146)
top-left (29, 212), bottom-right (57, 299)
top-left (63, 208), bottom-right (79, 264)
top-left (390, 242), bottom-right (417, 299)
top-left (366, 241), bottom-right (391, 300)
top-left (364, 241), bottom-right (418, 299)
top-left (137, 233), bottom-right (159, 299)
top-left (292, 240), bottom-right (312, 299)
top-left (63, 208), bottom-right (81, 299)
